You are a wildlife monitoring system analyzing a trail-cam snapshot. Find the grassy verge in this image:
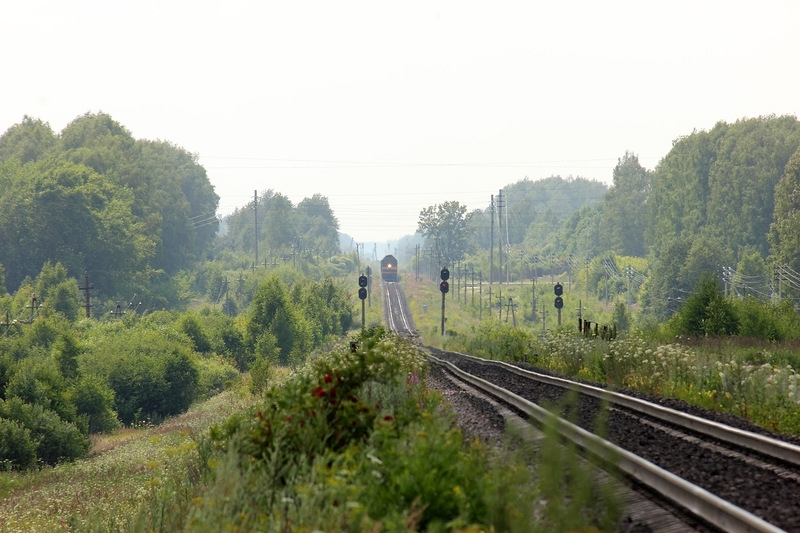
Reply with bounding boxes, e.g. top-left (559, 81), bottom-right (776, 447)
top-left (402, 275), bottom-right (800, 436)
top-left (0, 380), bottom-right (258, 532)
